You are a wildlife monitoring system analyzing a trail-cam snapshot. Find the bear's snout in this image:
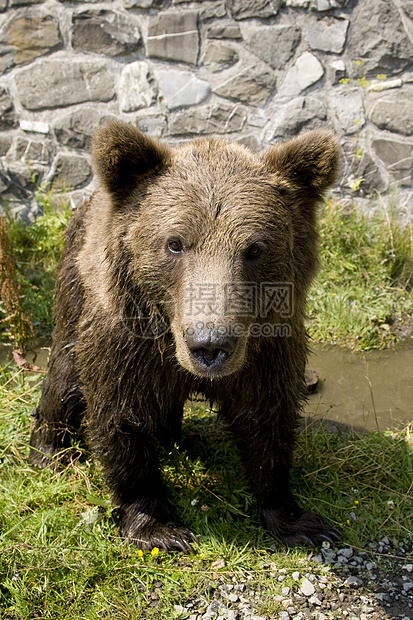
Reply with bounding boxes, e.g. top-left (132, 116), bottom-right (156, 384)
top-left (184, 326), bottom-right (237, 372)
